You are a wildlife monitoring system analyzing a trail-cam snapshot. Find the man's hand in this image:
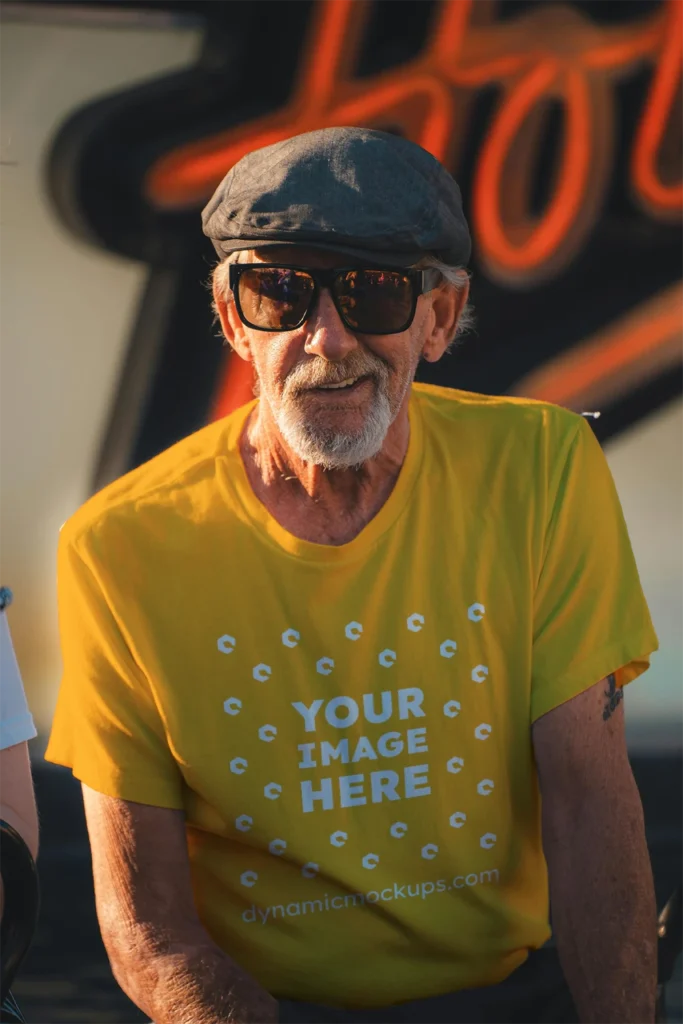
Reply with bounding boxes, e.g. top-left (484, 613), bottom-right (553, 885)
top-left (532, 675), bottom-right (657, 1024)
top-left (82, 785), bottom-right (278, 1024)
